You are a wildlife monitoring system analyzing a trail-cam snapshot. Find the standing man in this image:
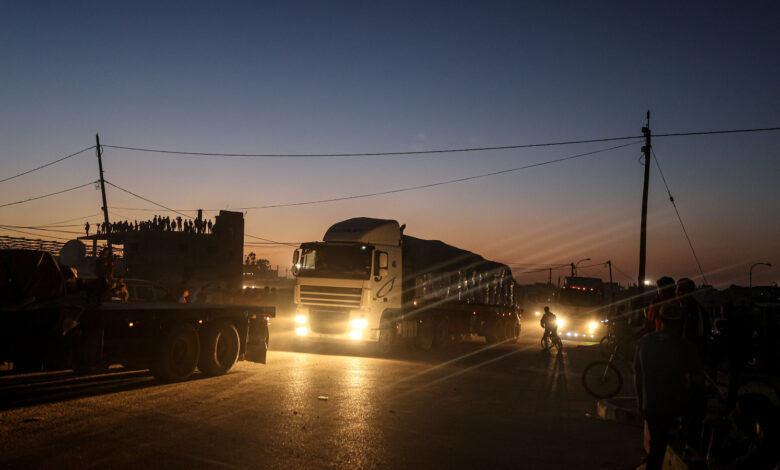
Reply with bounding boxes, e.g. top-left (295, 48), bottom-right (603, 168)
top-left (634, 304), bottom-right (703, 470)
top-left (84, 221), bottom-right (90, 237)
